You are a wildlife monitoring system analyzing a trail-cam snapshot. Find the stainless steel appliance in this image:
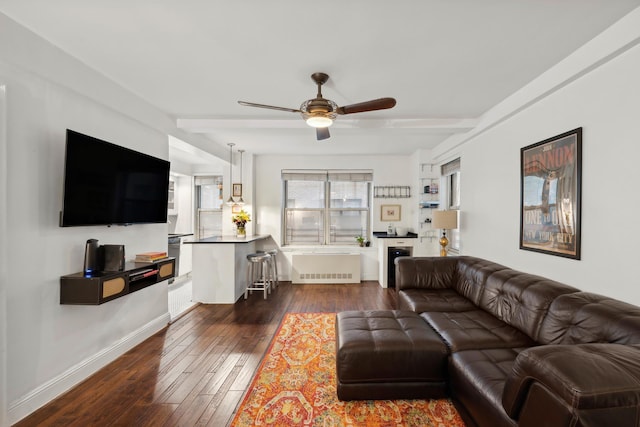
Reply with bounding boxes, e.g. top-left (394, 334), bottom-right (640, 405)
top-left (168, 233), bottom-right (194, 281)
top-left (168, 235), bottom-right (181, 278)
